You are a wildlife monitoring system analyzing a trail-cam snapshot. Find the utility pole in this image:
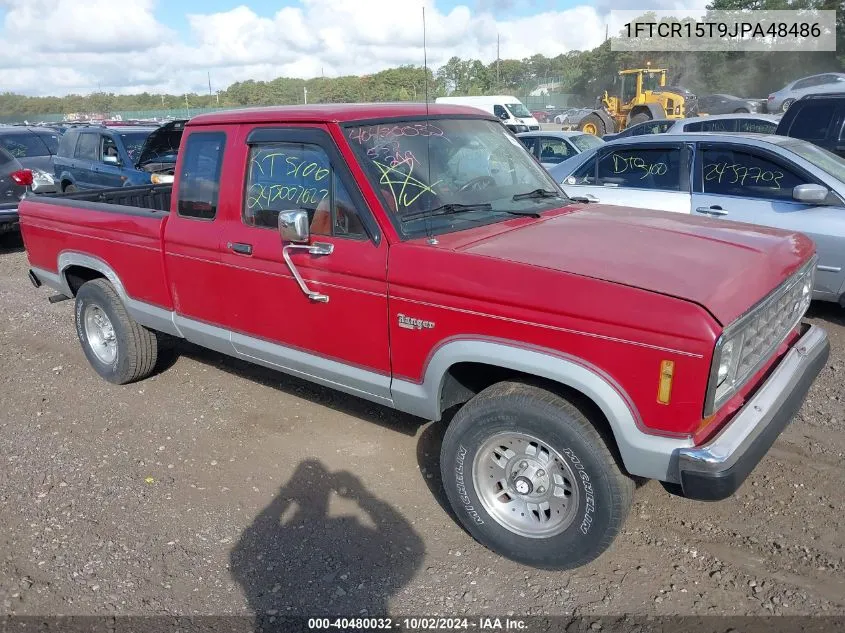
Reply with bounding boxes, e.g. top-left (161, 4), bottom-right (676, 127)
top-left (184, 93), bottom-right (189, 118)
top-left (208, 71), bottom-right (212, 97)
top-left (304, 86), bottom-right (308, 104)
top-left (605, 24), bottom-right (609, 41)
top-left (496, 33), bottom-right (500, 86)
